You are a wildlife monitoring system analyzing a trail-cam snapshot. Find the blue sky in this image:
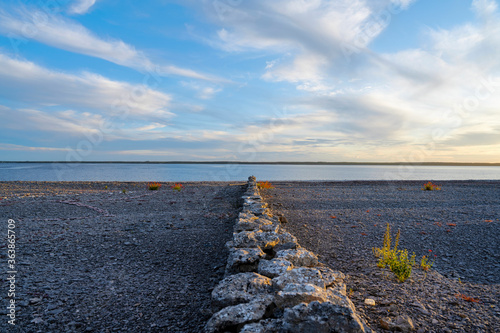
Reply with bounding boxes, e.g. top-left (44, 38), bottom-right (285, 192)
top-left (0, 0), bottom-right (499, 162)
